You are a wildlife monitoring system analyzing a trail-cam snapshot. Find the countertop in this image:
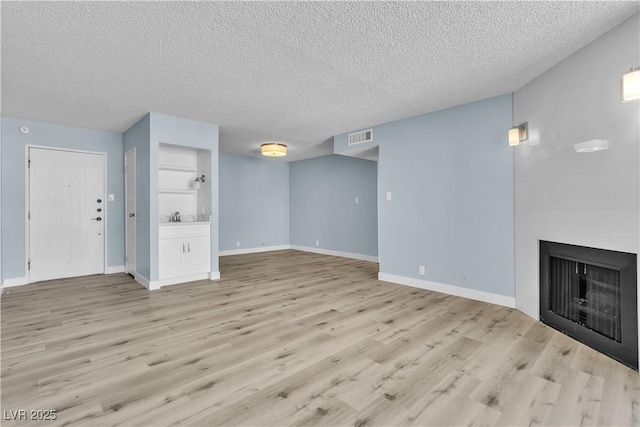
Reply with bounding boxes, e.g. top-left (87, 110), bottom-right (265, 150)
top-left (159, 221), bottom-right (211, 226)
